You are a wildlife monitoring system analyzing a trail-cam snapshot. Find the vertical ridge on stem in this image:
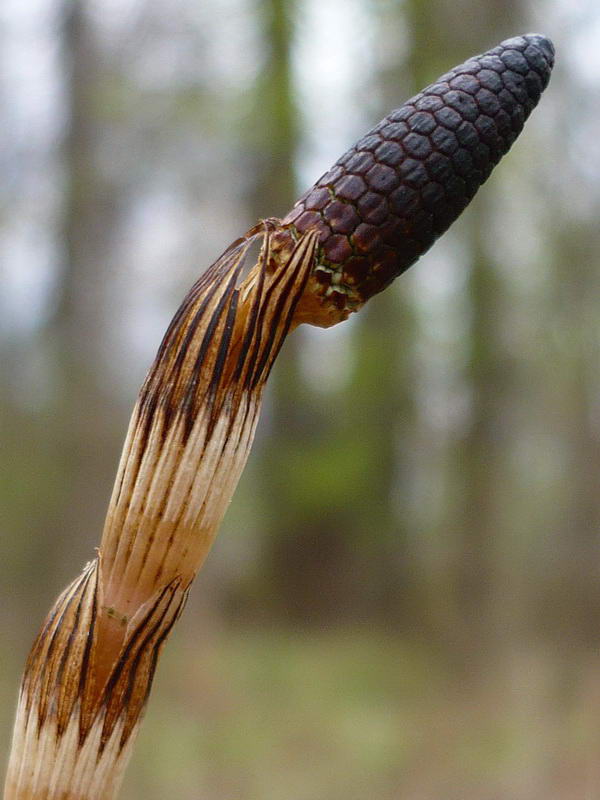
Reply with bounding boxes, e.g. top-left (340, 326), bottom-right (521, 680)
top-left (4, 226), bottom-right (318, 800)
